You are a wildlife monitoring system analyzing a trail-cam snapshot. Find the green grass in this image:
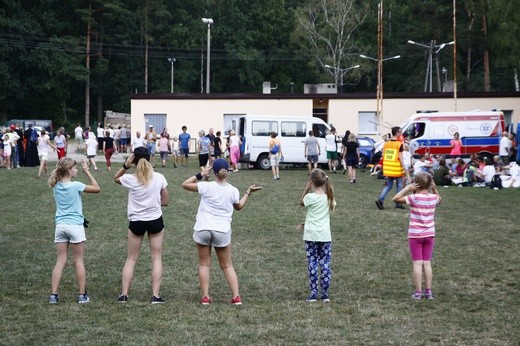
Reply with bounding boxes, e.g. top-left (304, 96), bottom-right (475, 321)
top-left (0, 163), bottom-right (519, 345)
